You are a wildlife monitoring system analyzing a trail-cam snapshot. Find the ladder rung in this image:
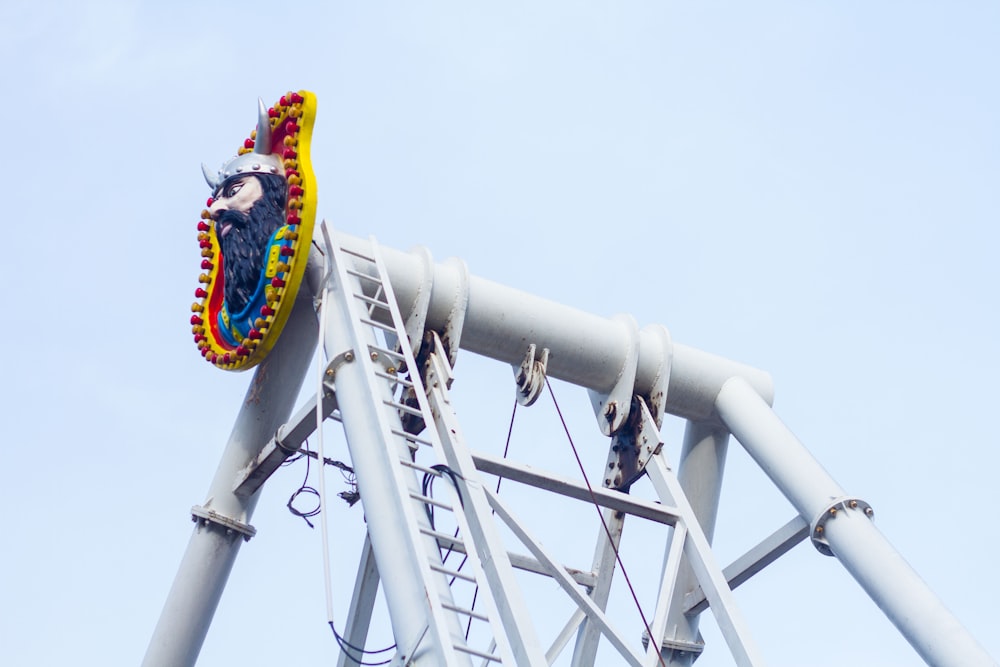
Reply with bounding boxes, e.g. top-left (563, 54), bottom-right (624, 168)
top-left (453, 644), bottom-right (501, 662)
top-left (345, 267), bottom-right (381, 284)
top-left (410, 492), bottom-right (454, 511)
top-left (385, 400), bottom-right (424, 418)
top-left (339, 246), bottom-right (376, 263)
top-left (430, 563), bottom-right (477, 583)
top-left (401, 459), bottom-right (446, 476)
top-left (374, 369), bottom-right (409, 386)
top-left (442, 602), bottom-right (489, 622)
top-left (420, 527), bottom-right (466, 550)
top-left (360, 317), bottom-right (396, 334)
top-left (390, 428), bottom-right (434, 448)
top-left (353, 292), bottom-right (390, 310)
top-left (369, 344), bottom-right (406, 360)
